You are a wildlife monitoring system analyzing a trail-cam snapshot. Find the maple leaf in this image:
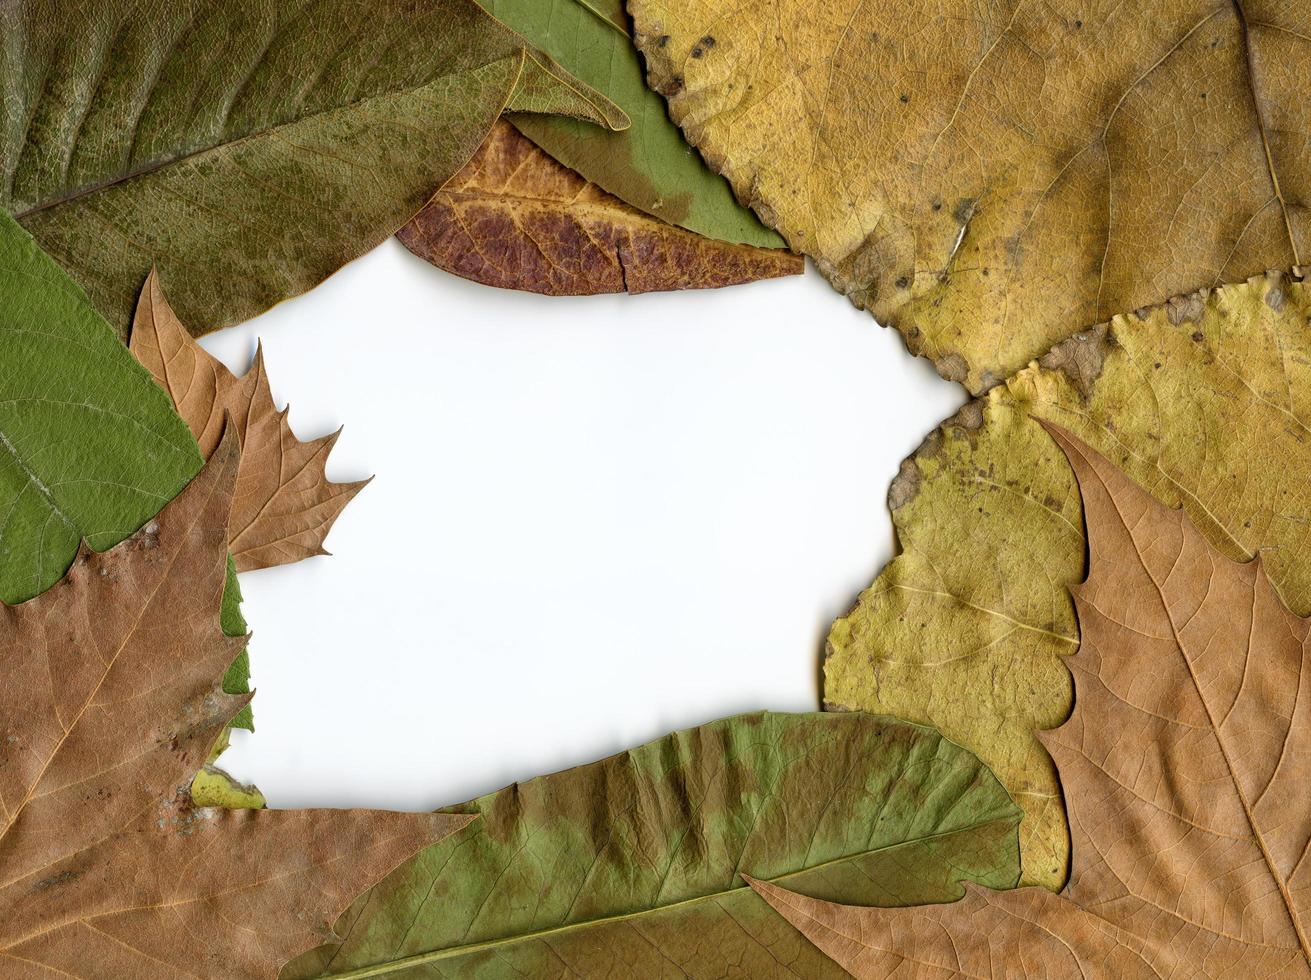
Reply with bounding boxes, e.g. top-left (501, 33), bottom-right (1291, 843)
top-left (0, 427), bottom-right (472, 978)
top-left (825, 271), bottom-right (1311, 887)
top-left (130, 270), bottom-right (367, 573)
top-left (398, 120), bottom-right (801, 295)
top-left (749, 423), bottom-right (1311, 976)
